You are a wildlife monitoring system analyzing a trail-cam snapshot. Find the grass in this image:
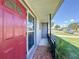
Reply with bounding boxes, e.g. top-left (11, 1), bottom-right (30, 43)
top-left (55, 36), bottom-right (79, 59)
top-left (62, 37), bottom-right (79, 48)
top-left (51, 30), bottom-right (79, 59)
top-left (53, 30), bottom-right (79, 48)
